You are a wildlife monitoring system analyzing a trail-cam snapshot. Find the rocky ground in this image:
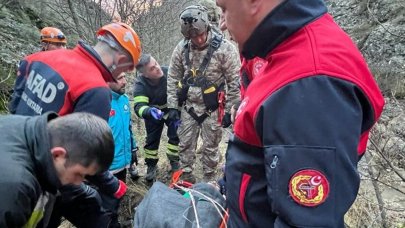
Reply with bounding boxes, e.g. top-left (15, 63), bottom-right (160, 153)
top-left (1, 0), bottom-right (403, 227)
top-left (116, 98), bottom-right (405, 227)
top-left (117, 117), bottom-right (231, 224)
